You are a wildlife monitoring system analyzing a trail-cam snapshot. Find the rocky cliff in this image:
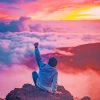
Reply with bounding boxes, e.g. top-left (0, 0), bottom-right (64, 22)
top-left (5, 84), bottom-right (74, 100)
